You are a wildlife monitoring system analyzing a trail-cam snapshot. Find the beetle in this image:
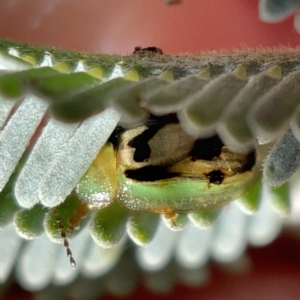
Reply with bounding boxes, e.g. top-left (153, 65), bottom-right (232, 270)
top-left (76, 113), bottom-right (260, 224)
